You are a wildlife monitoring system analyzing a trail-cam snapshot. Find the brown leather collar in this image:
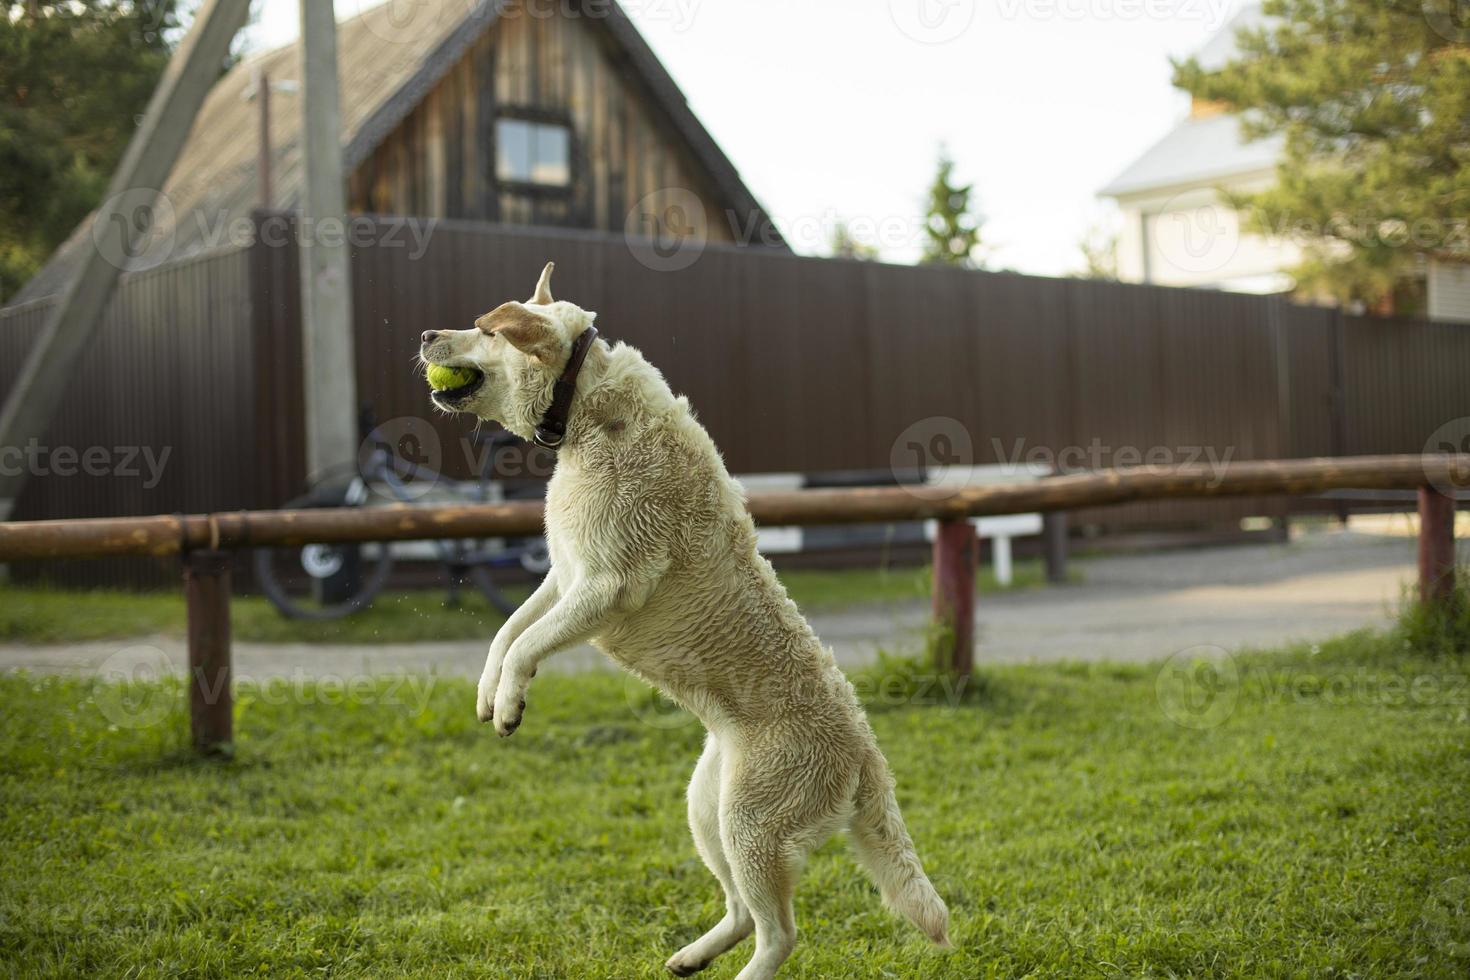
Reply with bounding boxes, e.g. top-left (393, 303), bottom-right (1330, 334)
top-left (533, 325), bottom-right (598, 449)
